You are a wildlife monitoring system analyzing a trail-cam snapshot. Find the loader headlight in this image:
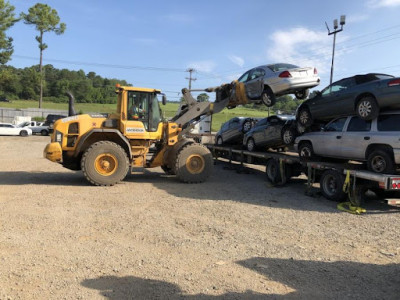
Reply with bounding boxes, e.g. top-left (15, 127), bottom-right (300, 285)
top-left (55, 131), bottom-right (63, 143)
